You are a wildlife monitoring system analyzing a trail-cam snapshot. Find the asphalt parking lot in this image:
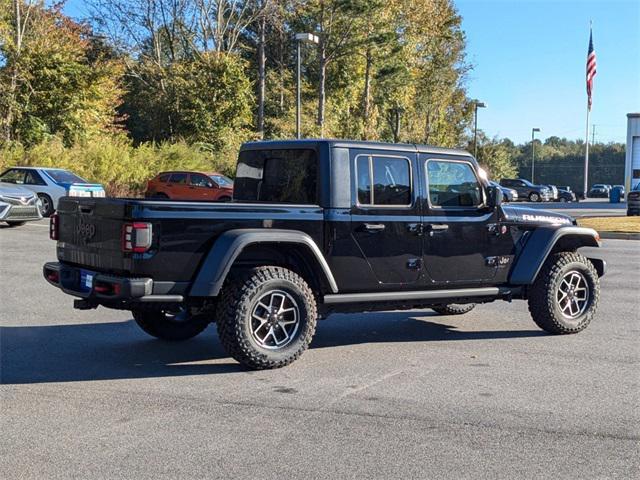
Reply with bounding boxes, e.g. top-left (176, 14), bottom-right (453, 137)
top-left (1, 221), bottom-right (639, 479)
